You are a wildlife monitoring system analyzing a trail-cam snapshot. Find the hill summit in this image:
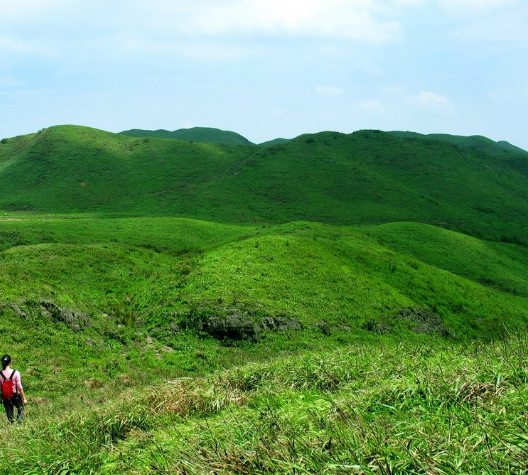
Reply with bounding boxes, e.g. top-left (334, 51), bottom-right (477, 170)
top-left (119, 126), bottom-right (255, 146)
